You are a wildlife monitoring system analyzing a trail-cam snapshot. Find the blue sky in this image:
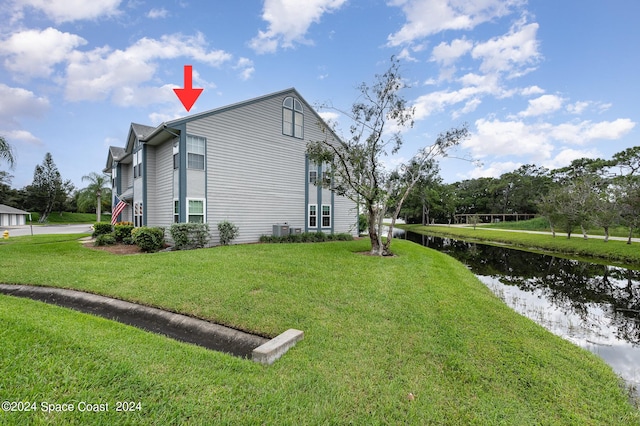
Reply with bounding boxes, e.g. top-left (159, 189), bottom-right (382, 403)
top-left (1, 0), bottom-right (638, 190)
